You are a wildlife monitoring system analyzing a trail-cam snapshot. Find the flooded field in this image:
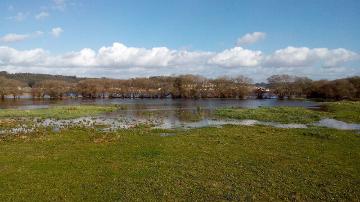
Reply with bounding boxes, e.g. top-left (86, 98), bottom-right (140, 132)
top-left (0, 99), bottom-right (359, 134)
